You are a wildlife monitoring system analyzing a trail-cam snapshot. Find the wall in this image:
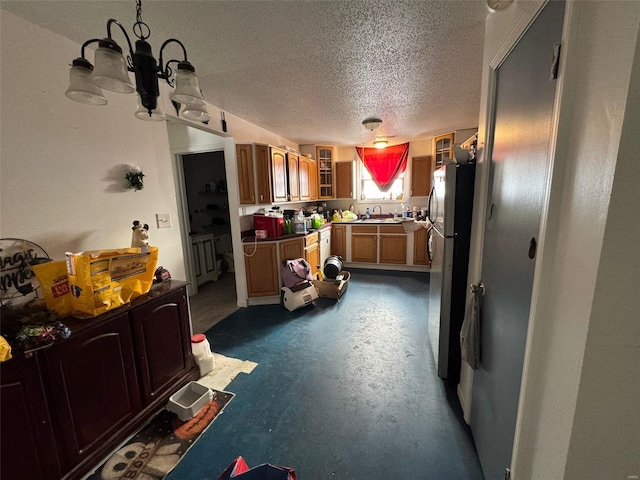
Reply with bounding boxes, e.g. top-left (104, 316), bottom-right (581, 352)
top-left (462, 1), bottom-right (640, 478)
top-left (0, 11), bottom-right (186, 280)
top-left (0, 11), bottom-right (299, 309)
